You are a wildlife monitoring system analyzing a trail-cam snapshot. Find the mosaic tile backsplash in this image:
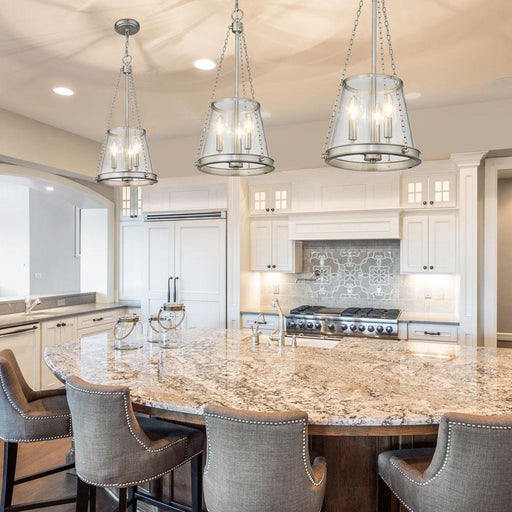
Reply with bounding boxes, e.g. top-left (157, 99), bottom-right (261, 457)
top-left (260, 240), bottom-right (457, 313)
